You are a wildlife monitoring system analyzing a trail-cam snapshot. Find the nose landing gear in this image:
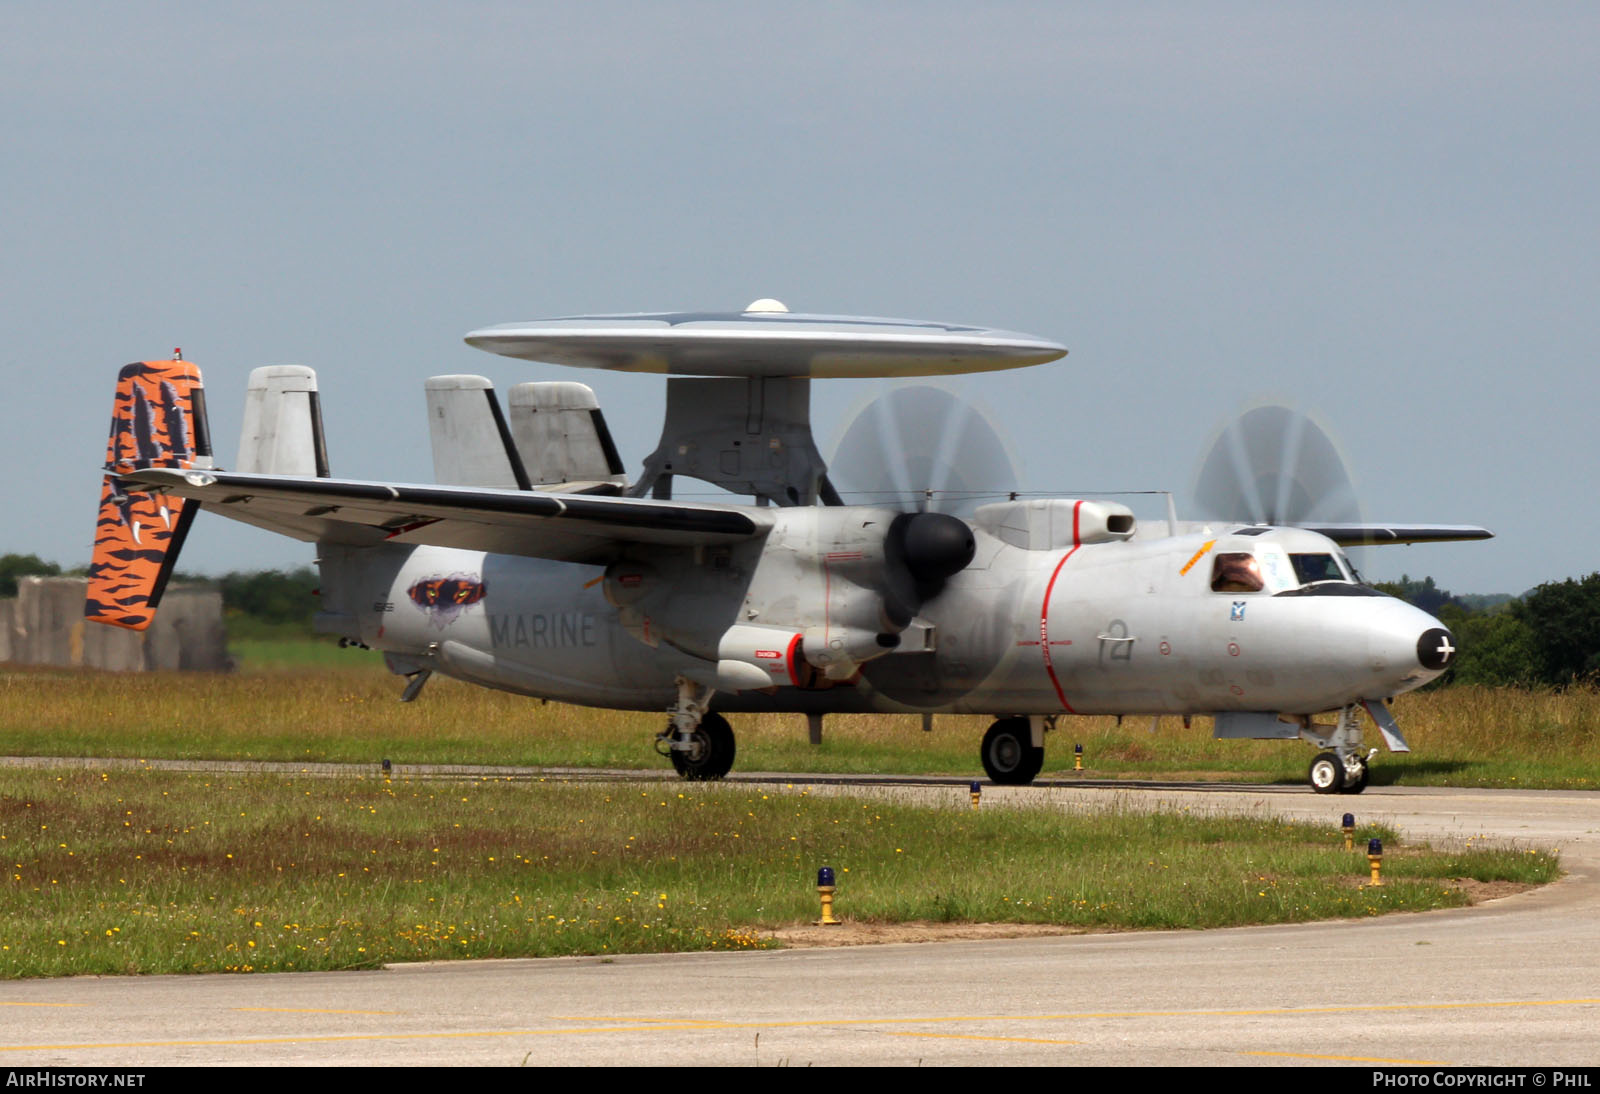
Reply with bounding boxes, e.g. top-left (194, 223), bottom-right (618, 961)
top-left (1302, 706), bottom-right (1376, 794)
top-left (1308, 750), bottom-right (1368, 794)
